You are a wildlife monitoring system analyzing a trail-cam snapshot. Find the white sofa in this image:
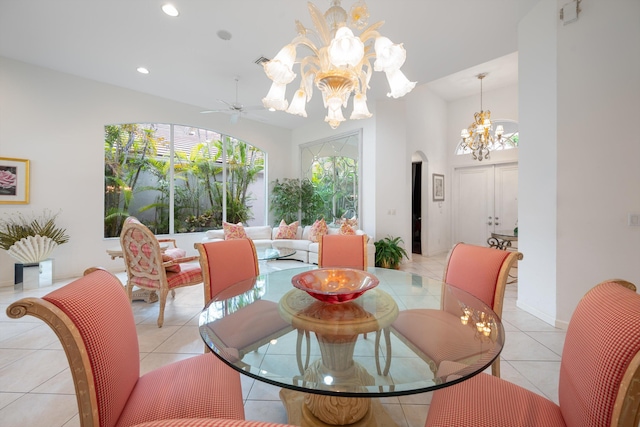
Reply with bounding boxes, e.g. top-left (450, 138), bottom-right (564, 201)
top-left (202, 225), bottom-right (375, 266)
